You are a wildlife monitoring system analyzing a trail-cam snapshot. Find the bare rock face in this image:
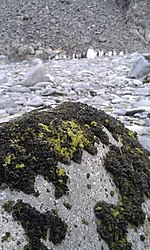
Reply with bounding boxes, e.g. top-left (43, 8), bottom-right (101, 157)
top-left (117, 0), bottom-right (150, 44)
top-left (115, 0), bottom-right (130, 11)
top-left (0, 102), bottom-right (149, 250)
